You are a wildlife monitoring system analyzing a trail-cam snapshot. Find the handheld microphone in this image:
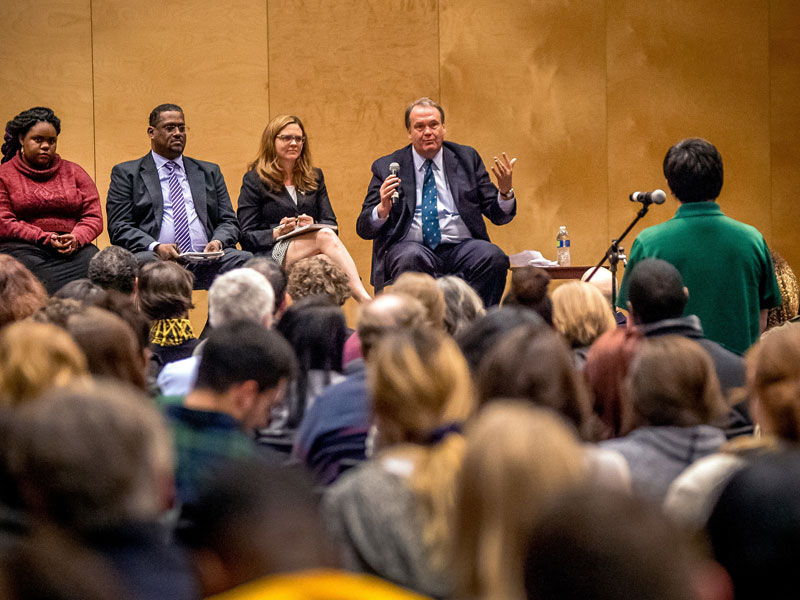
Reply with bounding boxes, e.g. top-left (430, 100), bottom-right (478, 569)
top-left (389, 162), bottom-right (400, 203)
top-left (629, 189), bottom-right (666, 205)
